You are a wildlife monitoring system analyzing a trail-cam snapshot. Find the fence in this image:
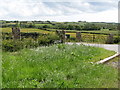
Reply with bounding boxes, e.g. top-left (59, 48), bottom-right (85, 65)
top-left (2, 28), bottom-right (46, 40)
top-left (56, 30), bottom-right (115, 44)
top-left (2, 28), bottom-right (116, 44)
